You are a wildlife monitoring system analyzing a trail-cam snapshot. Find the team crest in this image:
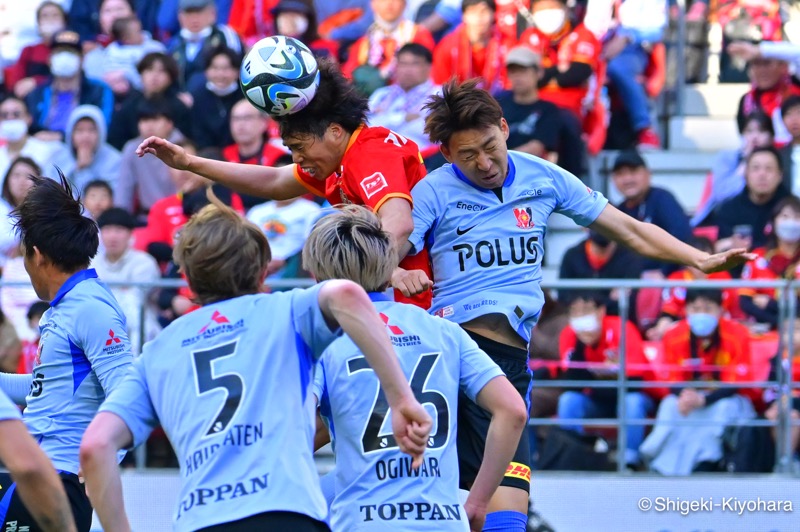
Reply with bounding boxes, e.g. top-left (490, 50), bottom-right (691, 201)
top-left (513, 207), bottom-right (534, 229)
